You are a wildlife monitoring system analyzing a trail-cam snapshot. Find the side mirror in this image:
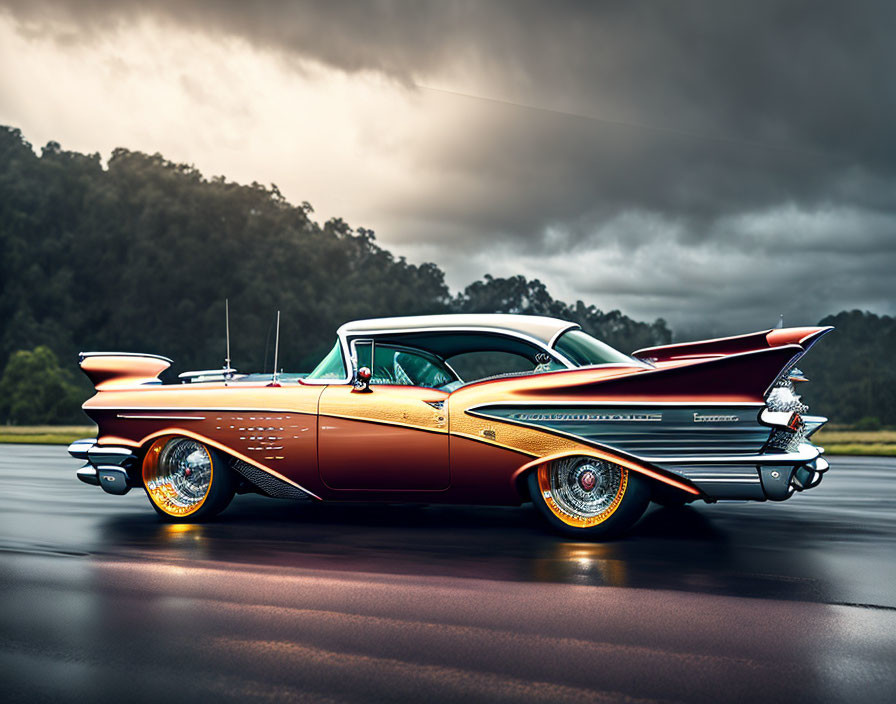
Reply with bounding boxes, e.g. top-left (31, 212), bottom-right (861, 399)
top-left (353, 366), bottom-right (372, 393)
